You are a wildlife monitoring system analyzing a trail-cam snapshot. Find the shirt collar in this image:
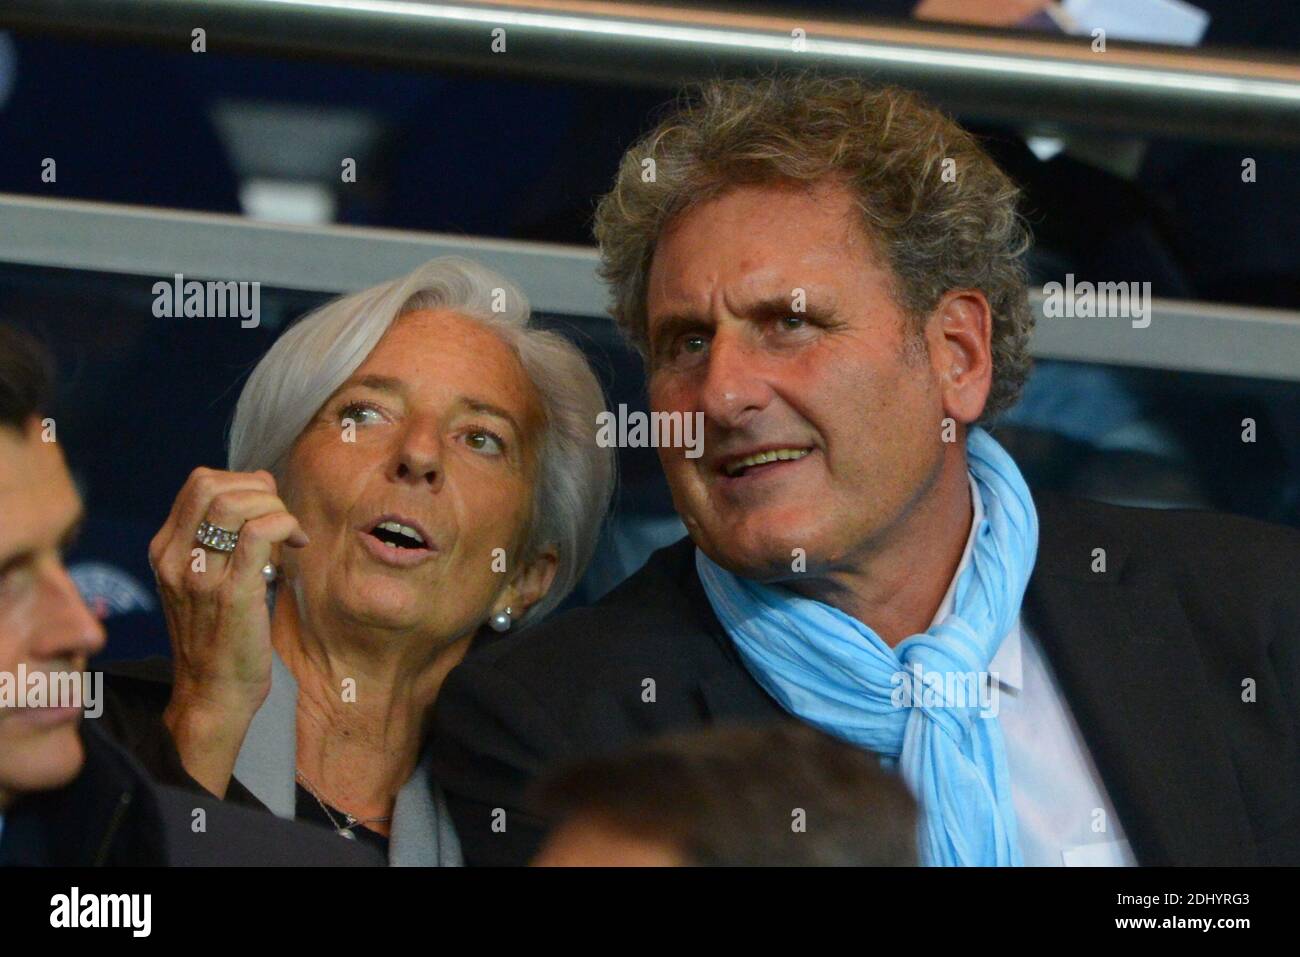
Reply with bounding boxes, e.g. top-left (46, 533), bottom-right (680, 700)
top-left (927, 474), bottom-right (1023, 693)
